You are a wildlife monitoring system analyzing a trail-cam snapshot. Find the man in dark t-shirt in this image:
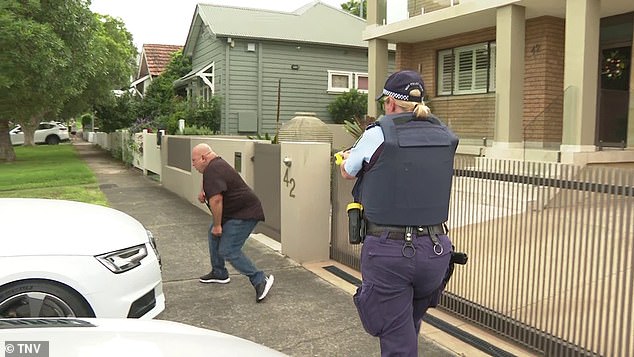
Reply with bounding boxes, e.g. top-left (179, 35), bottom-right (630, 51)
top-left (192, 143), bottom-right (274, 303)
